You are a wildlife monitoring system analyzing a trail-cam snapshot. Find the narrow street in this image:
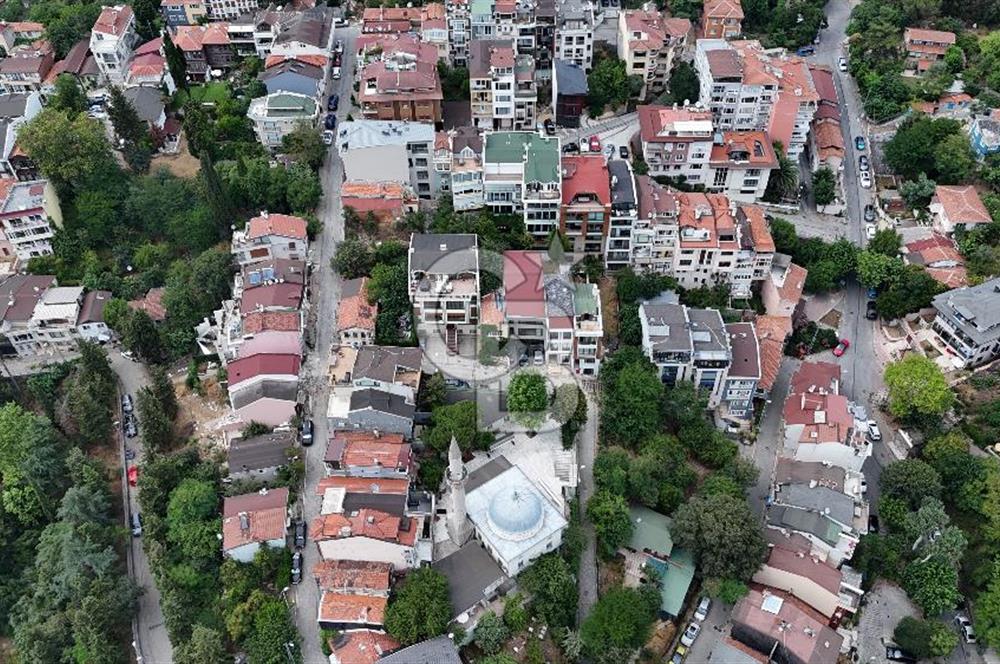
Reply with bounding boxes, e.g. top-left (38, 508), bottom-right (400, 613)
top-left (291, 24), bottom-right (359, 663)
top-left (110, 353), bottom-right (173, 664)
top-left (576, 390), bottom-right (599, 623)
